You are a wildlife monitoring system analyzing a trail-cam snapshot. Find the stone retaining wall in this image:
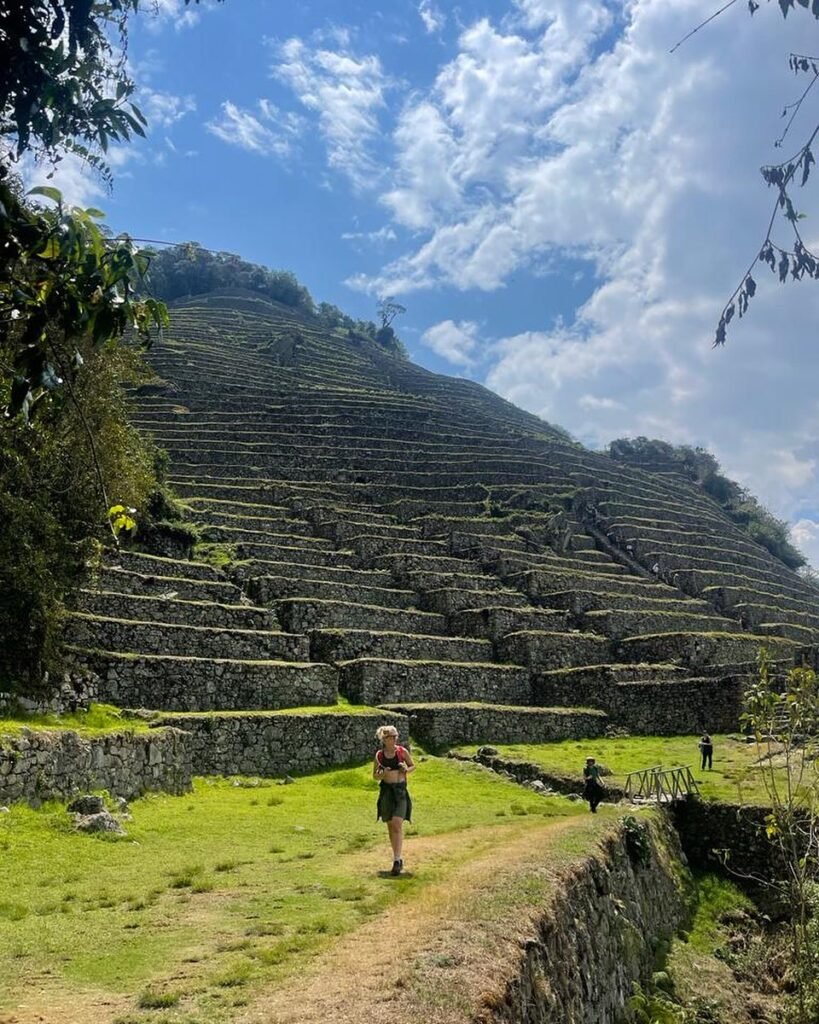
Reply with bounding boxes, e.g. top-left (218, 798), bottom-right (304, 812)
top-left (534, 673), bottom-right (746, 734)
top-left (69, 614), bottom-right (308, 661)
top-left (617, 632), bottom-right (797, 668)
top-left (672, 799), bottom-right (803, 891)
top-left (385, 702), bottom-right (607, 749)
top-left (0, 727), bottom-right (192, 805)
top-left (496, 630), bottom-right (611, 669)
top-left (489, 817), bottom-right (688, 1022)
top-left (339, 658), bottom-right (531, 705)
top-left (156, 710), bottom-right (409, 777)
top-left (80, 651), bottom-right (338, 712)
